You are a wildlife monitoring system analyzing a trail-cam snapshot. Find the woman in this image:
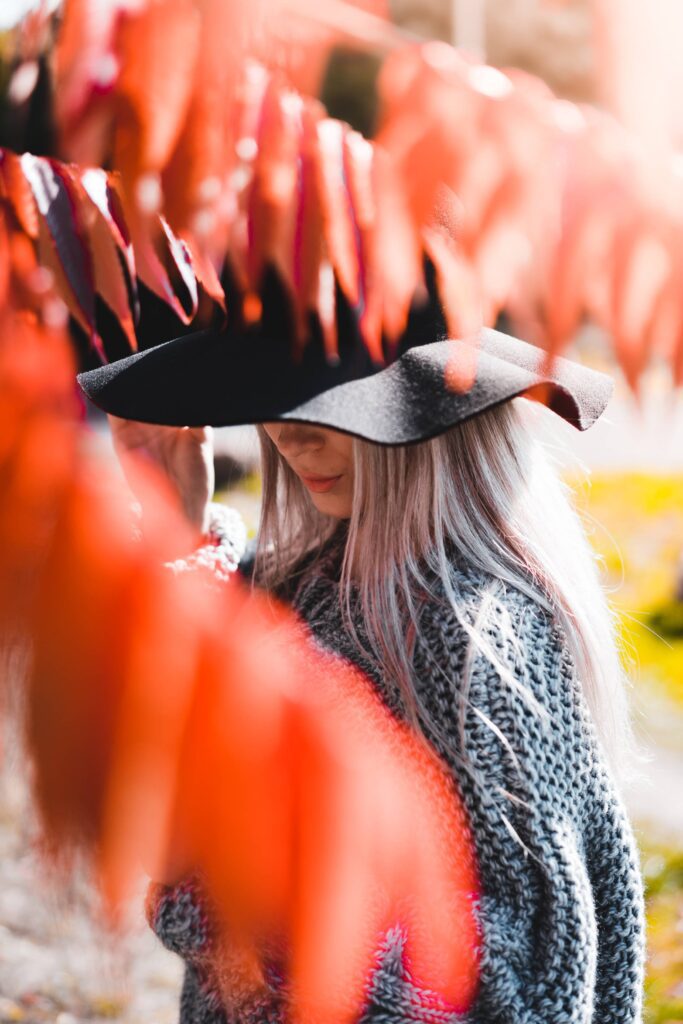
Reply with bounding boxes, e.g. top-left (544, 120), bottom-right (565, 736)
top-left (80, 273), bottom-right (646, 1023)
